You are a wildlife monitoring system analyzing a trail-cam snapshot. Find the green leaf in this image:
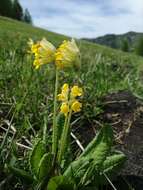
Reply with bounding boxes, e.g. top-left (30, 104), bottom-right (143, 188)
top-left (80, 125), bottom-right (113, 159)
top-left (79, 125), bottom-right (113, 173)
top-left (8, 165), bottom-right (34, 184)
top-left (102, 153), bottom-right (126, 173)
top-left (80, 125), bottom-right (114, 185)
top-left (94, 153), bottom-right (126, 186)
top-left (30, 139), bottom-right (46, 176)
top-left (57, 113), bottom-right (65, 137)
top-left (38, 153), bottom-right (53, 180)
top-left (64, 157), bottom-right (91, 182)
top-left (64, 125), bottom-right (114, 186)
top-left (47, 176), bottom-right (74, 190)
top-left (91, 125), bottom-right (113, 170)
